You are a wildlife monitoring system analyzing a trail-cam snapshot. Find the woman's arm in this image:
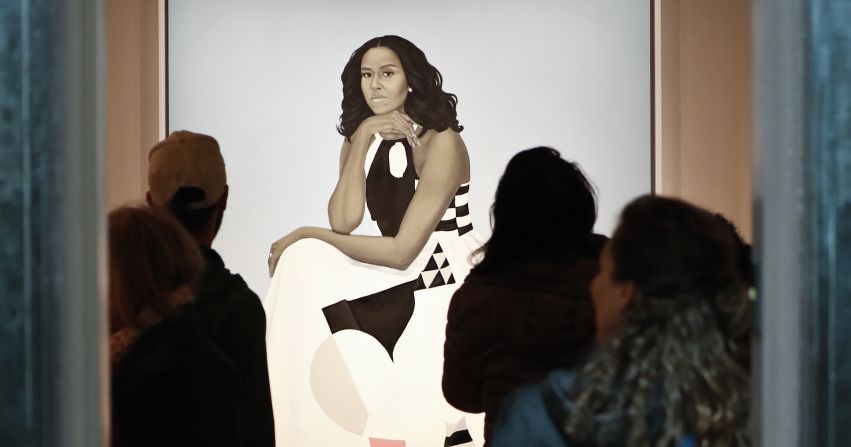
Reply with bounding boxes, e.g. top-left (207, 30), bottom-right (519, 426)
top-left (327, 112), bottom-right (419, 234)
top-left (313, 130), bottom-right (466, 269)
top-left (272, 130), bottom-right (468, 273)
top-left (327, 132), bottom-right (372, 234)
